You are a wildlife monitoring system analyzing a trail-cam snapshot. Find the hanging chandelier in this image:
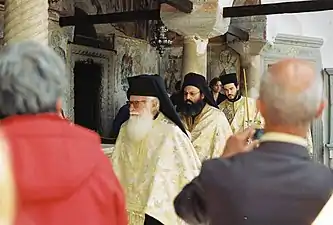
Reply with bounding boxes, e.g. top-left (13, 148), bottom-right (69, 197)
top-left (150, 20), bottom-right (173, 57)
